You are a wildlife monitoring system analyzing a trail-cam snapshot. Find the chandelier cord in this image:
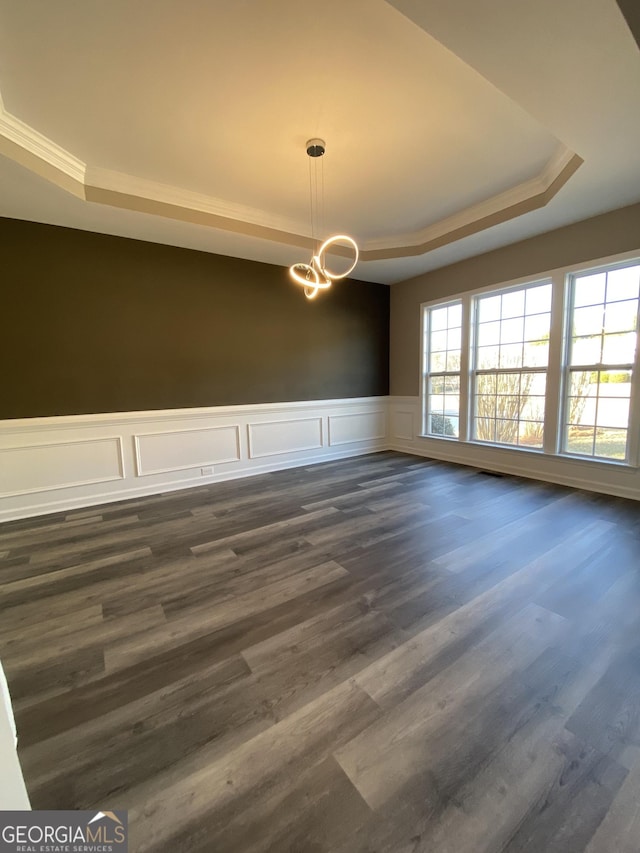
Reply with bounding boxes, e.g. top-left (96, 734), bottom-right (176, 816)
top-left (320, 152), bottom-right (325, 252)
top-left (308, 150), bottom-right (325, 257)
top-left (308, 154), bottom-right (315, 253)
